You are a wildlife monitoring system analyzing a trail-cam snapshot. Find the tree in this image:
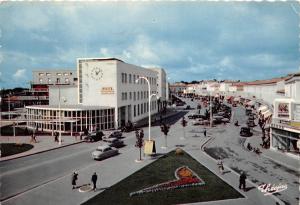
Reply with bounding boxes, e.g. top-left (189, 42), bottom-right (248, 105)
top-left (160, 123), bottom-right (170, 148)
top-left (135, 129), bottom-right (144, 161)
top-left (181, 117), bottom-right (187, 139)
